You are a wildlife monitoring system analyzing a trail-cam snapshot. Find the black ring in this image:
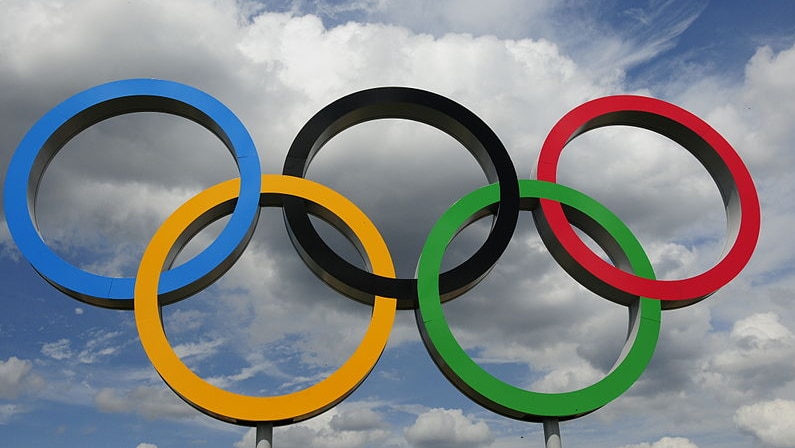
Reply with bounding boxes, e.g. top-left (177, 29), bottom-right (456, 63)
top-left (282, 87), bottom-right (520, 309)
